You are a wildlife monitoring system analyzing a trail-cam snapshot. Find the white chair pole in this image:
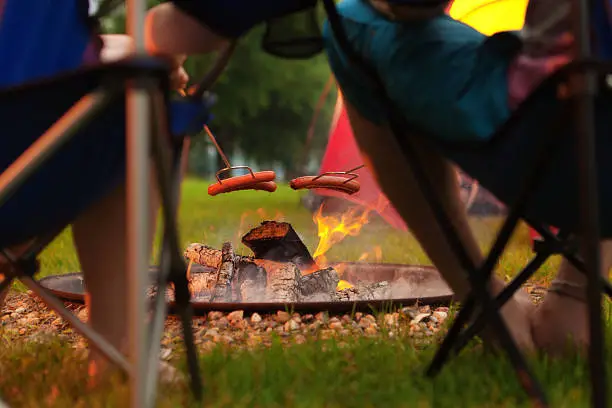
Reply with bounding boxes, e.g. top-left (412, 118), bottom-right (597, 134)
top-left (125, 0), bottom-right (151, 407)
